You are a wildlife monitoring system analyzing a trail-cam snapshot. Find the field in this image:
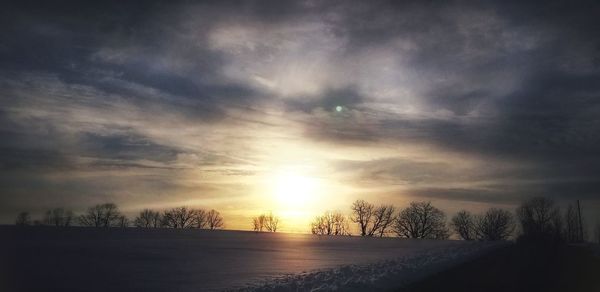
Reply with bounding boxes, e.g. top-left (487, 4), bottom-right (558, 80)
top-left (0, 227), bottom-right (501, 291)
